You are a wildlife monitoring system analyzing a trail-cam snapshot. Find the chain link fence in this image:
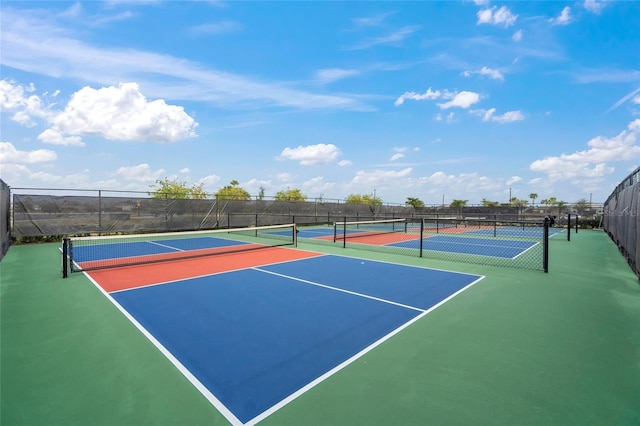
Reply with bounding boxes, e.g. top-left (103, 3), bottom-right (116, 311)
top-left (0, 180), bottom-right (10, 260)
top-left (603, 167), bottom-right (640, 278)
